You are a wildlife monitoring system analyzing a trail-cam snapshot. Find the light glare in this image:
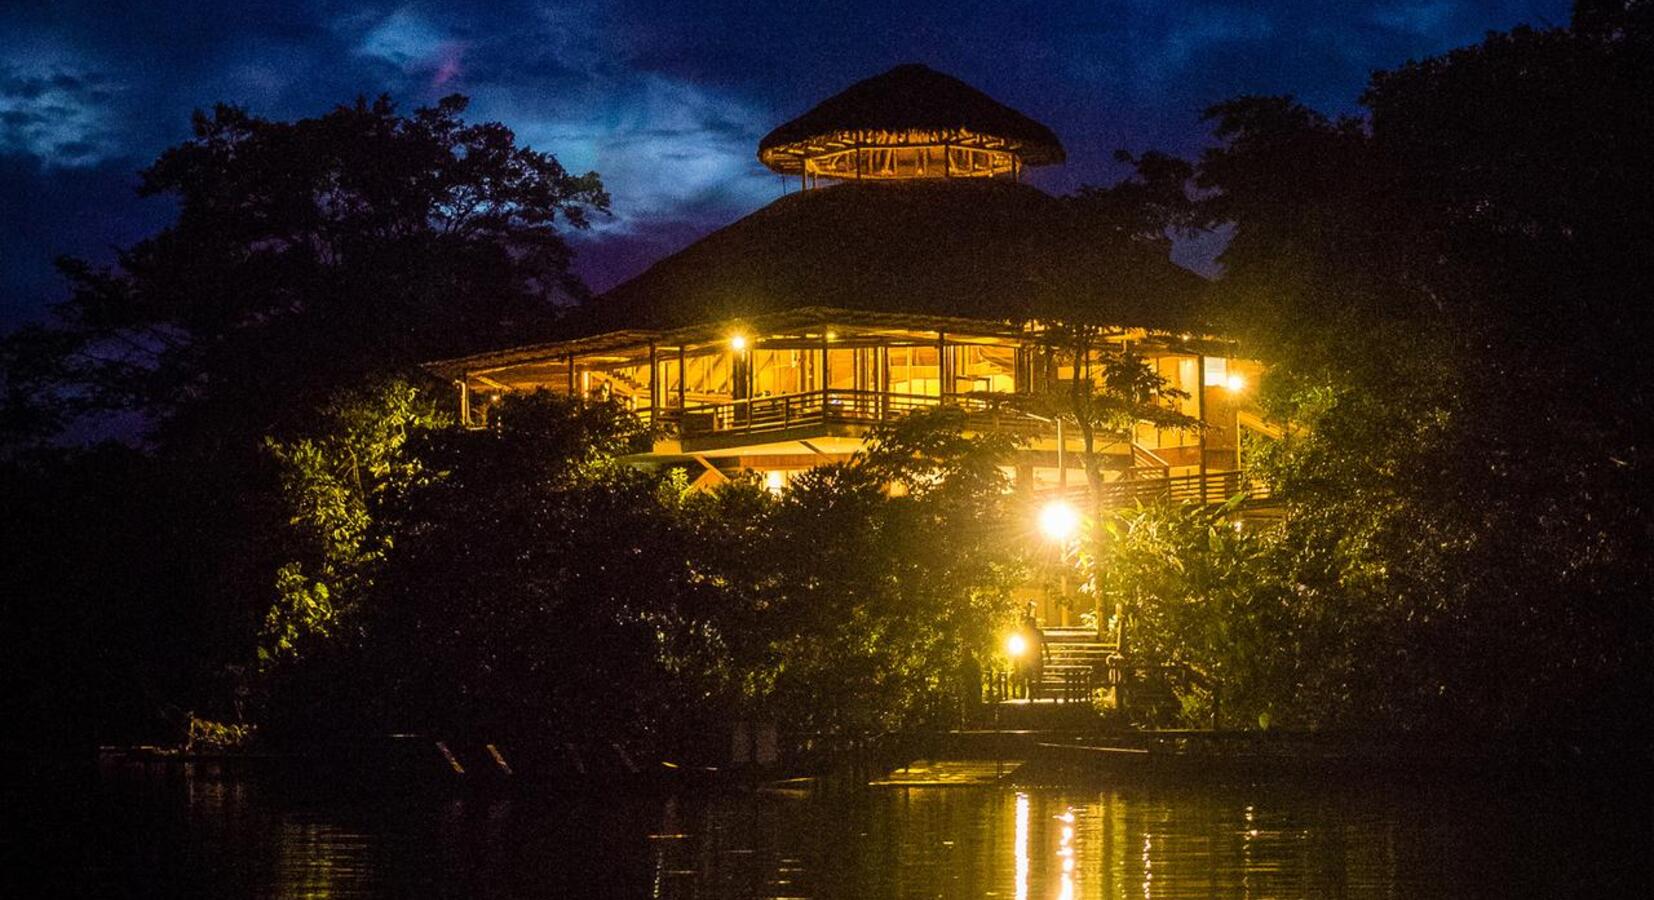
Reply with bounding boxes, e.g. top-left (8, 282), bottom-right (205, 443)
top-left (1039, 500), bottom-right (1081, 542)
top-left (1006, 632), bottom-right (1028, 657)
